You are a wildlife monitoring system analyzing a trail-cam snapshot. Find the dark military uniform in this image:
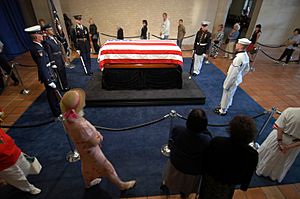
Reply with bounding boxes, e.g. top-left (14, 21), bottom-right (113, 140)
top-left (30, 42), bottom-right (61, 117)
top-left (194, 29), bottom-right (212, 55)
top-left (71, 24), bottom-right (92, 74)
top-left (42, 36), bottom-right (69, 91)
top-left (89, 23), bottom-right (100, 53)
top-left (117, 27), bottom-right (124, 40)
top-left (192, 28), bottom-right (212, 75)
